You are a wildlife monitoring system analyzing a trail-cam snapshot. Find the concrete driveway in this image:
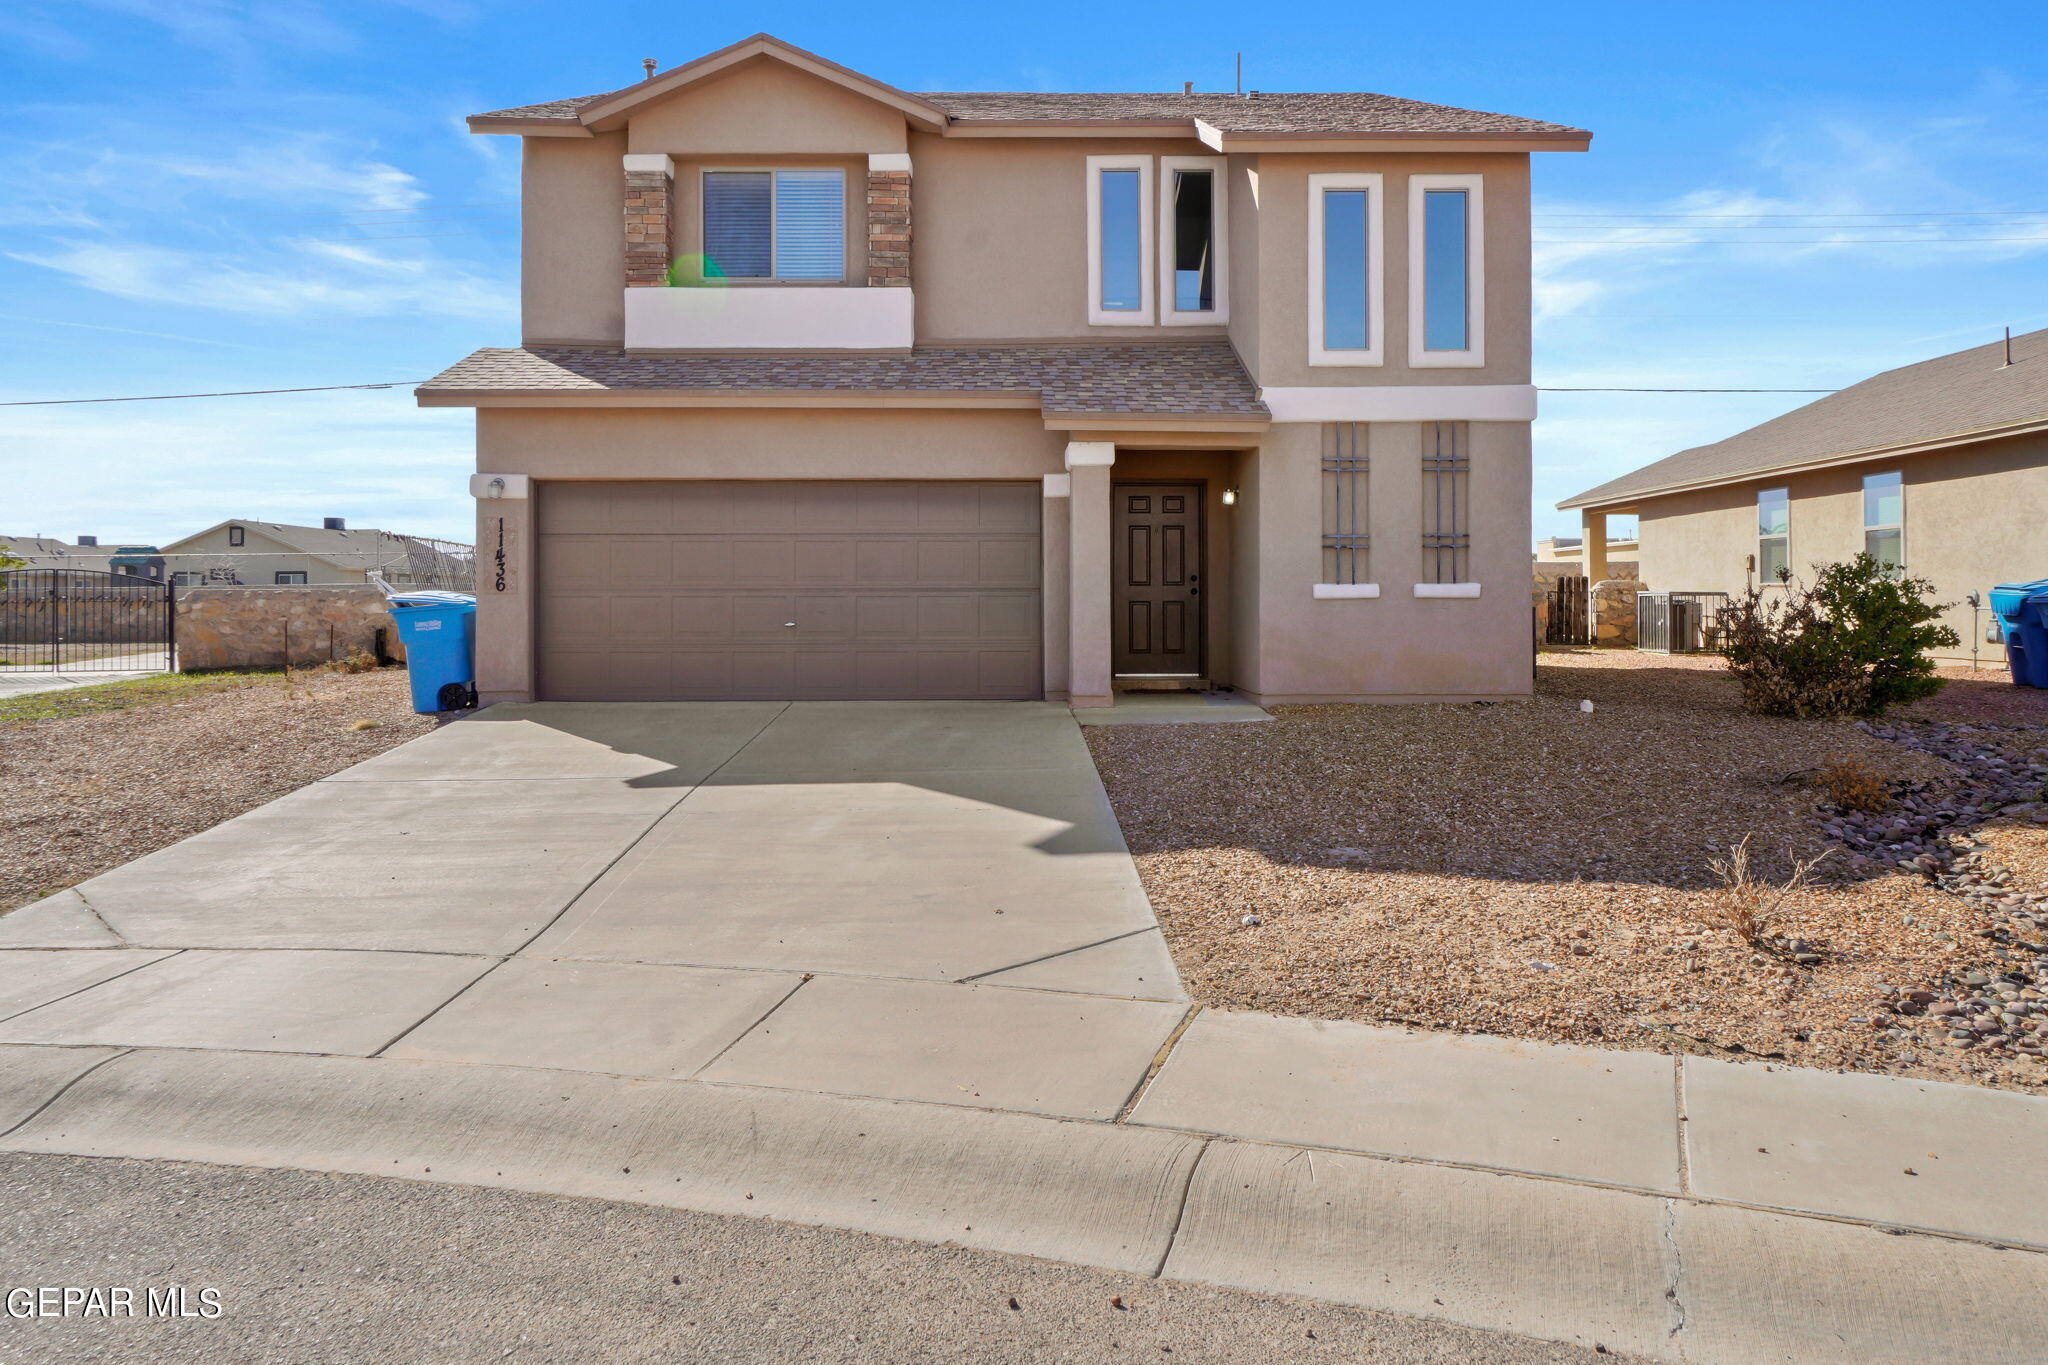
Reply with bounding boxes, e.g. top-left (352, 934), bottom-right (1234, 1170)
top-left (3, 700), bottom-right (2046, 1362)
